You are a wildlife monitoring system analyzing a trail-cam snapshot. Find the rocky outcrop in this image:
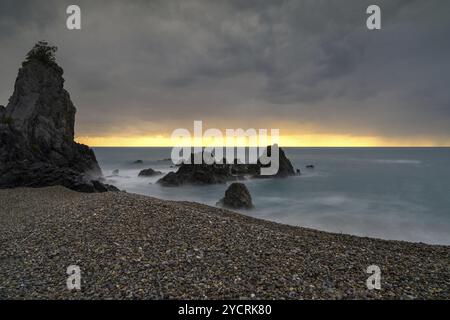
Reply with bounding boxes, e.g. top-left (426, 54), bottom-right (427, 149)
top-left (217, 183), bottom-right (253, 209)
top-left (0, 42), bottom-right (117, 192)
top-left (138, 168), bottom-right (162, 177)
top-left (157, 146), bottom-right (296, 187)
top-left (257, 145), bottom-right (296, 178)
top-left (158, 162), bottom-right (235, 187)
